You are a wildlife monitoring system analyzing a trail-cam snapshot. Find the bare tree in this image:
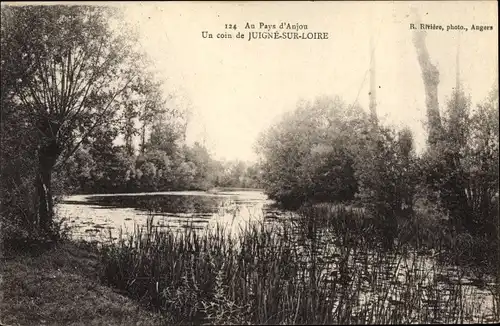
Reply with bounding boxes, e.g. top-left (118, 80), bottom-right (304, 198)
top-left (410, 8), bottom-right (443, 148)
